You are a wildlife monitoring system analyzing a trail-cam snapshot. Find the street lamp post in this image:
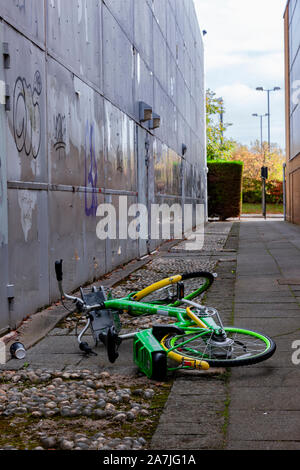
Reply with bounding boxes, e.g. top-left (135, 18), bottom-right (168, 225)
top-left (252, 113), bottom-right (269, 219)
top-left (255, 87), bottom-right (281, 219)
top-left (256, 87), bottom-right (280, 151)
top-left (252, 113), bottom-right (268, 154)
